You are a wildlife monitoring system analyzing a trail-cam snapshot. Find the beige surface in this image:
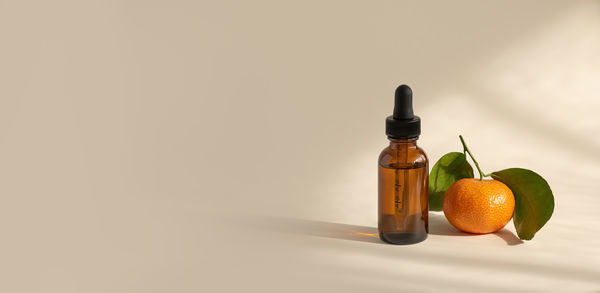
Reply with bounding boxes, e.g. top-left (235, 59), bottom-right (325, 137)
top-left (1, 0), bottom-right (600, 292)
